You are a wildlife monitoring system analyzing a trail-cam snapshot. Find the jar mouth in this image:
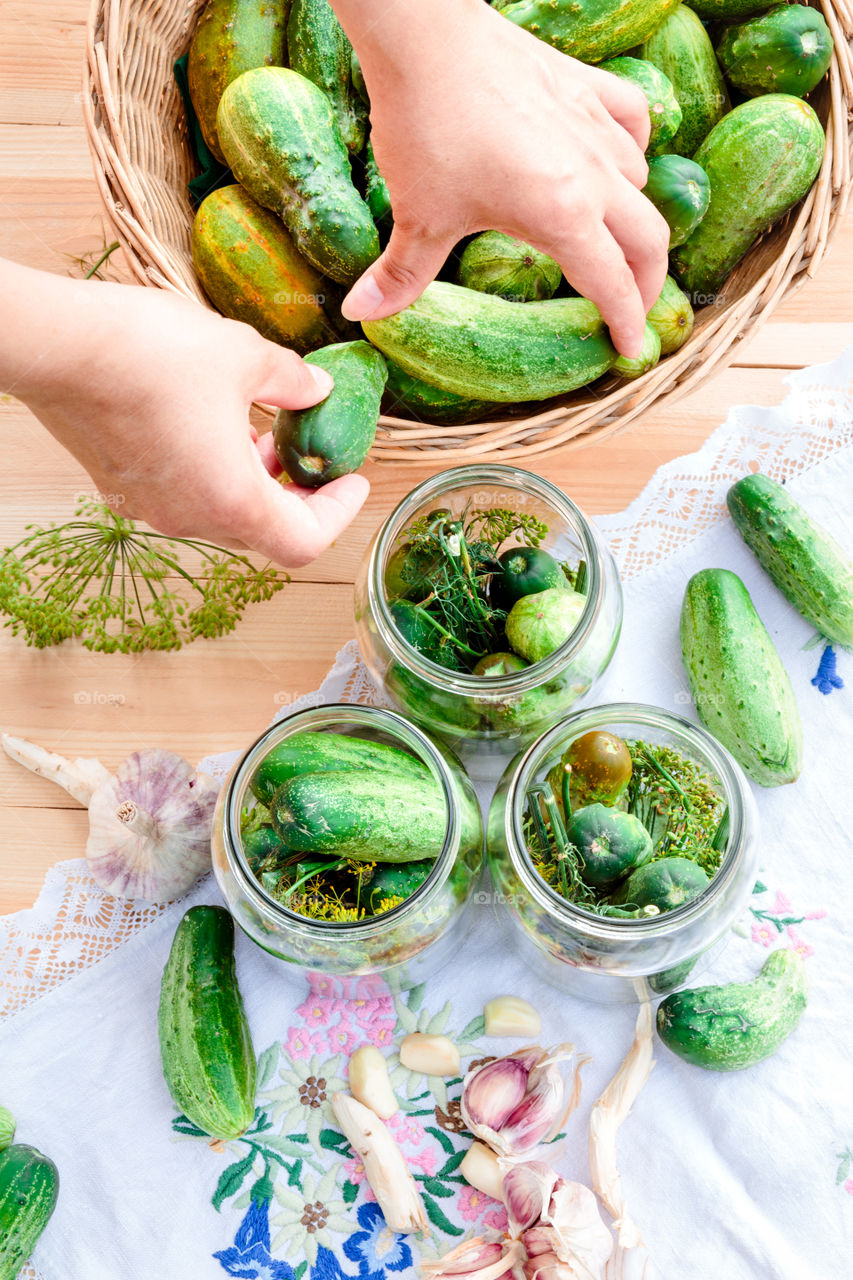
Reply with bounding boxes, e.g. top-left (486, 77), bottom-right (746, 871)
top-left (506, 702), bottom-right (749, 939)
top-left (222, 704), bottom-right (459, 933)
top-left (368, 464), bottom-right (603, 694)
